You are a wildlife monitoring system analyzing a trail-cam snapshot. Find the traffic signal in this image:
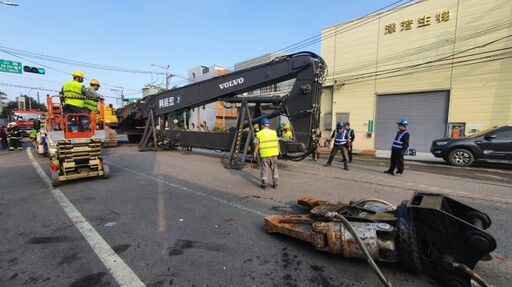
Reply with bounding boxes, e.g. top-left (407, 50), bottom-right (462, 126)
top-left (23, 66), bottom-right (45, 74)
